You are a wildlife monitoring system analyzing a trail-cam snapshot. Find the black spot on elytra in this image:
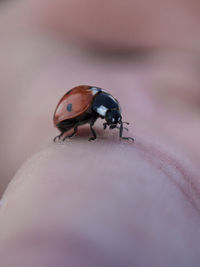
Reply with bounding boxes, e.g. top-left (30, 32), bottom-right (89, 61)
top-left (67, 103), bottom-right (72, 112)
